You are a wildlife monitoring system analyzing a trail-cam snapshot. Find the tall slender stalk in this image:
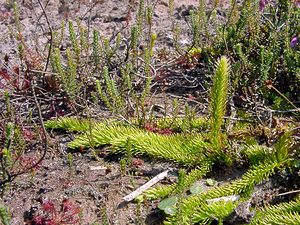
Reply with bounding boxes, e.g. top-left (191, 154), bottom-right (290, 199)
top-left (209, 56), bottom-right (230, 152)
